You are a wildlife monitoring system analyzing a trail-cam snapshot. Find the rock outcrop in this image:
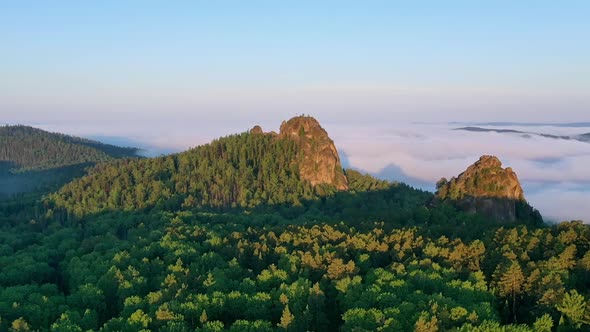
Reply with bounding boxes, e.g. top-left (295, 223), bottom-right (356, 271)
top-left (250, 125), bottom-right (264, 135)
top-left (251, 116), bottom-right (348, 190)
top-left (435, 155), bottom-right (527, 222)
top-left (278, 116), bottom-right (349, 190)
